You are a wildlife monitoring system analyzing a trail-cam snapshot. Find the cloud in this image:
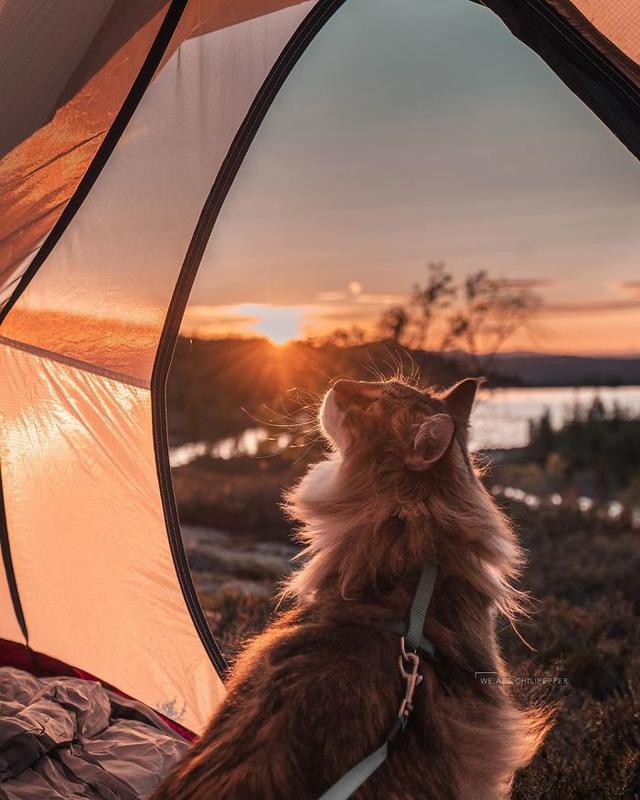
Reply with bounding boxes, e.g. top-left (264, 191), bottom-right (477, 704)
top-left (316, 289), bottom-right (407, 306)
top-left (540, 282), bottom-right (640, 314)
top-left (309, 304), bottom-right (378, 323)
top-left (495, 278), bottom-right (557, 290)
top-left (316, 291), bottom-right (348, 302)
top-left (182, 305), bottom-right (256, 326)
top-left (542, 298), bottom-right (640, 315)
top-left (355, 292), bottom-right (407, 305)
